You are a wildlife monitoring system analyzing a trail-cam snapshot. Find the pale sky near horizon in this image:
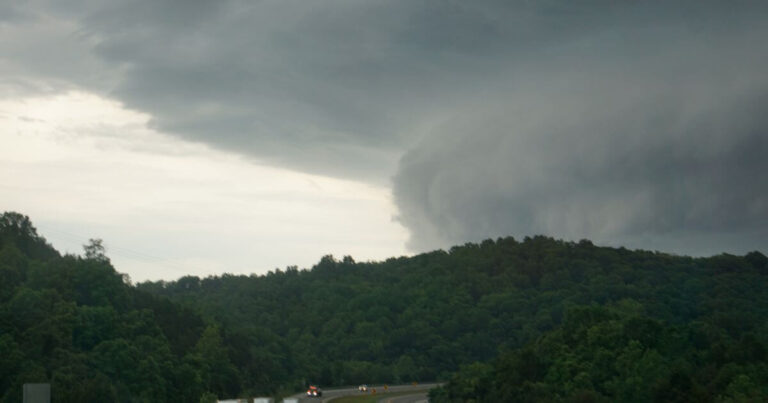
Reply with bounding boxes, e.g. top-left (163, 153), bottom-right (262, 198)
top-left (1, 1), bottom-right (766, 281)
top-left (0, 91), bottom-right (409, 281)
